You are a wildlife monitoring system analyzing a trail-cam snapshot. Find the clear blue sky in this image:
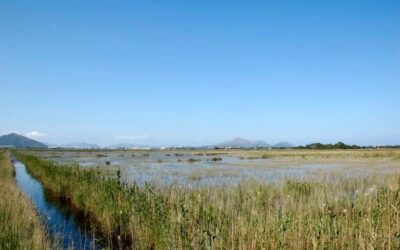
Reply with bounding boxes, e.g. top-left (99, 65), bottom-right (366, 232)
top-left (1, 0), bottom-right (399, 146)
